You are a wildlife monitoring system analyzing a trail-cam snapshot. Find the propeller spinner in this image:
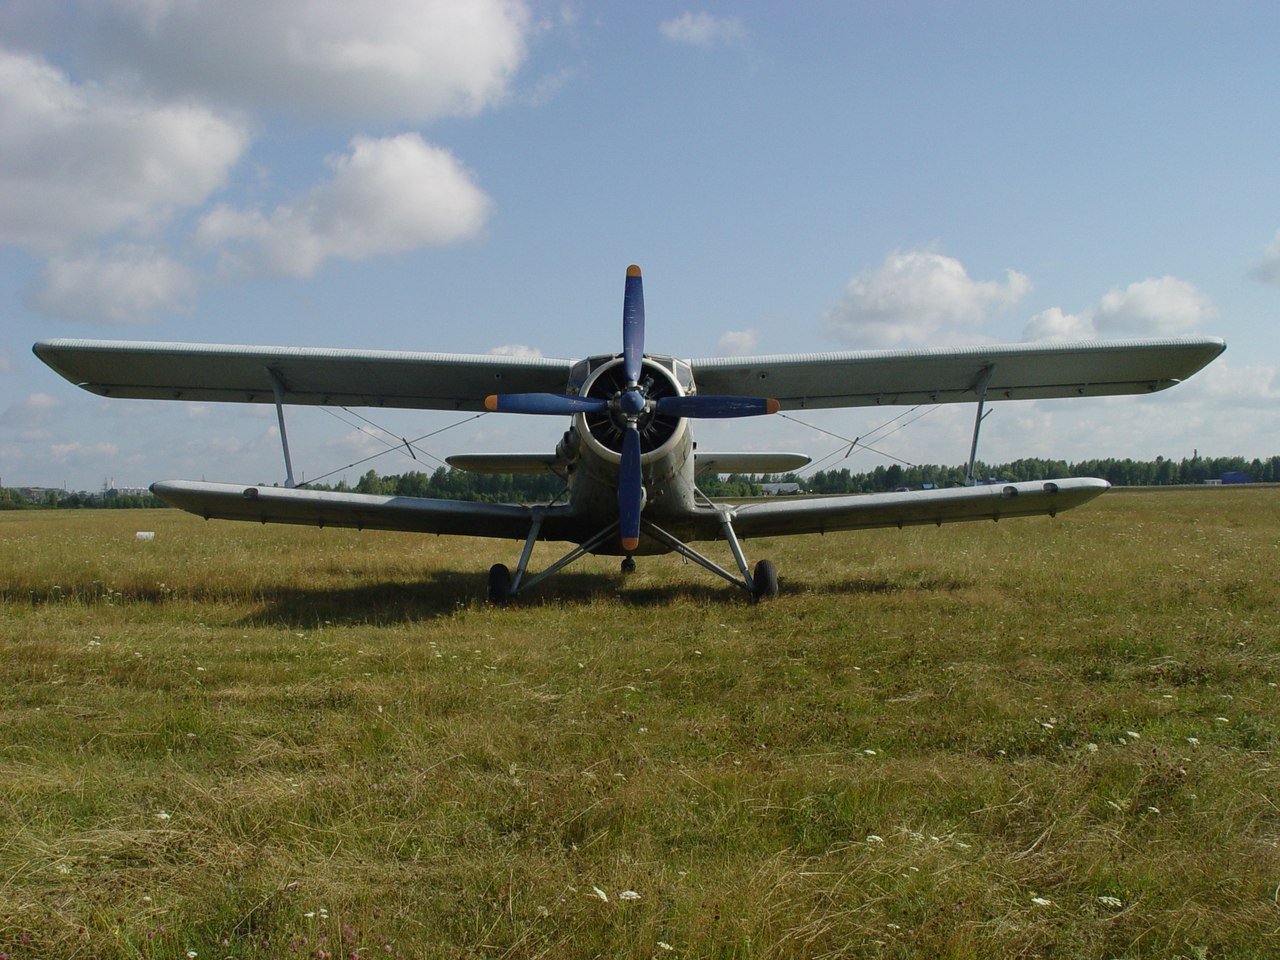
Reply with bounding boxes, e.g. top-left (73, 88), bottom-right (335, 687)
top-left (485, 265), bottom-right (779, 552)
